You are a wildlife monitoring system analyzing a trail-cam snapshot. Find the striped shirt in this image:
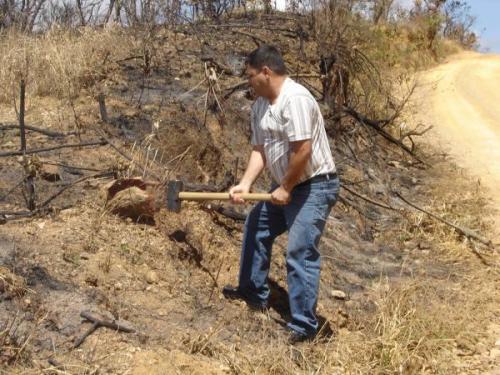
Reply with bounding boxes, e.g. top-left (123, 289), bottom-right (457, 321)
top-left (251, 77), bottom-right (336, 184)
